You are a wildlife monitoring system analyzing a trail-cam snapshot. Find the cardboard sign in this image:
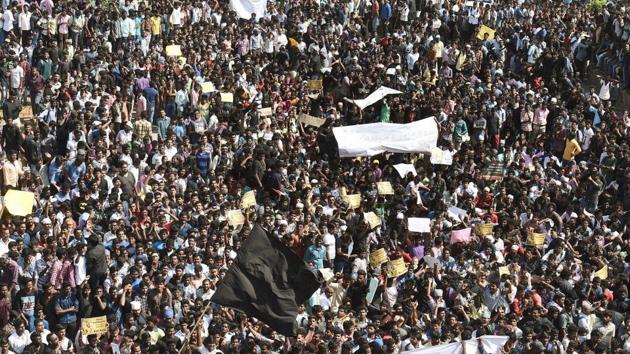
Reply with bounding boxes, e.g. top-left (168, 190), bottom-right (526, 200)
top-left (528, 232), bottom-right (545, 248)
top-left (343, 194), bottom-right (361, 209)
top-left (81, 316), bottom-right (108, 336)
top-left (364, 212), bottom-right (382, 229)
top-left (387, 258), bottom-right (407, 278)
top-left (306, 79), bottom-right (323, 90)
top-left (298, 113), bottom-right (326, 127)
top-left (369, 248), bottom-right (388, 267)
top-left (430, 148), bottom-right (453, 165)
top-left (220, 93), bottom-right (234, 103)
top-left (475, 223), bottom-right (494, 236)
top-left (258, 107), bottom-right (273, 117)
top-left (4, 190), bottom-right (35, 216)
top-left (408, 217), bottom-right (431, 233)
top-left (593, 265), bottom-right (608, 280)
top-left (376, 181), bottom-right (394, 195)
top-left (165, 45), bottom-right (182, 57)
top-left (227, 209), bottom-right (245, 226)
top-left (240, 191), bottom-right (256, 209)
top-left (498, 266), bottom-right (510, 277)
top-left (477, 24), bottom-right (496, 40)
top-left (201, 82), bottom-right (216, 94)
